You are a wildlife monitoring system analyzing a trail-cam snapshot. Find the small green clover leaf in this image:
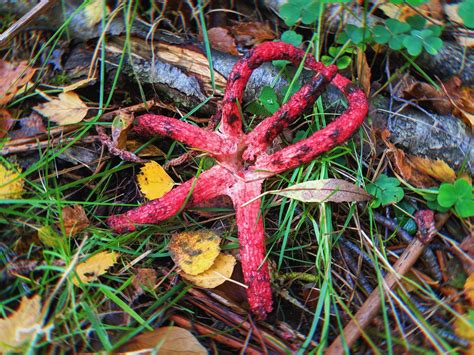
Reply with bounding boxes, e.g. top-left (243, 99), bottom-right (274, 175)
top-left (390, 0), bottom-right (429, 6)
top-left (404, 28), bottom-right (443, 56)
top-left (438, 179), bottom-right (474, 218)
top-left (406, 14), bottom-right (426, 30)
top-left (459, 0), bottom-right (474, 28)
top-left (366, 174), bottom-right (404, 208)
top-left (280, 0), bottom-right (320, 26)
top-left (281, 30), bottom-right (303, 47)
top-left (321, 46), bottom-right (352, 69)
